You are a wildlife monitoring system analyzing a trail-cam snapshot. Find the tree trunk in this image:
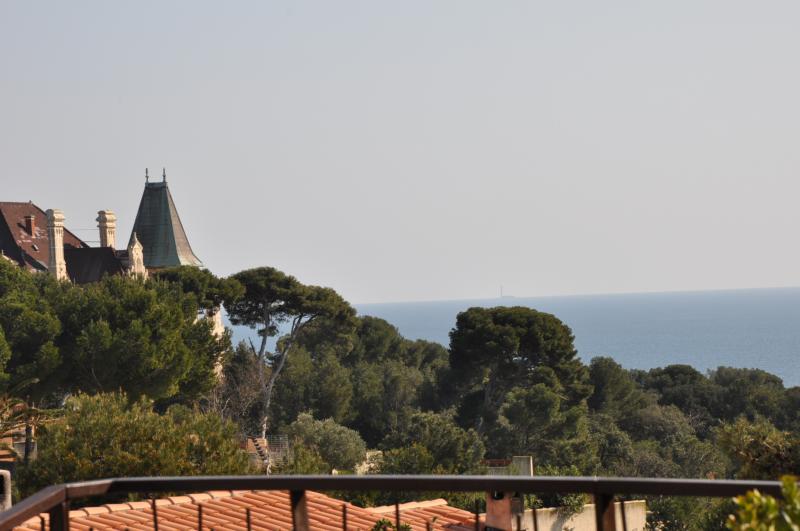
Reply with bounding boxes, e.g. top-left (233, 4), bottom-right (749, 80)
top-left (258, 314), bottom-right (310, 439)
top-left (259, 339), bottom-right (294, 439)
top-left (258, 307), bottom-right (270, 360)
top-left (24, 421), bottom-right (32, 464)
top-left (476, 374), bottom-right (495, 435)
